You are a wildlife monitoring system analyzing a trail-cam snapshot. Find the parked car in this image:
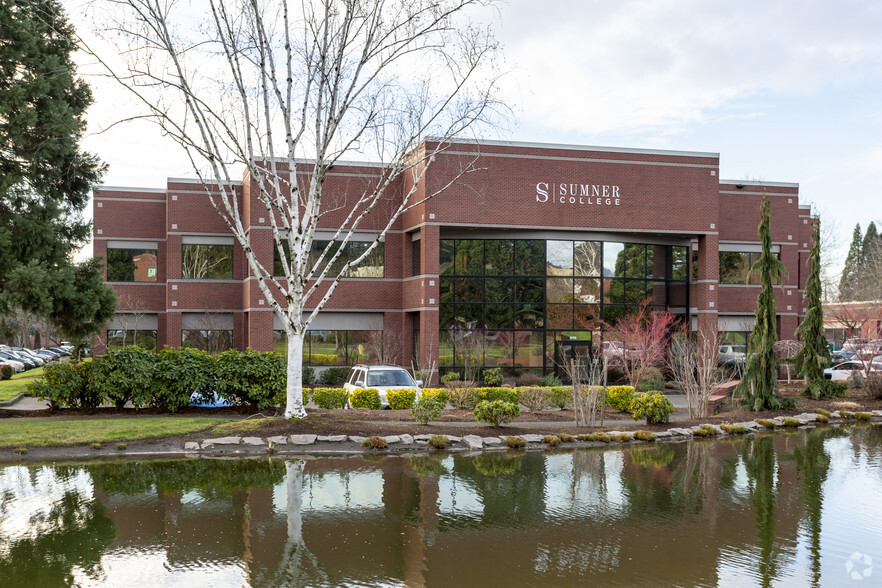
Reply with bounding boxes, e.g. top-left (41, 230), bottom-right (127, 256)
top-left (343, 364), bottom-right (422, 407)
top-left (0, 352), bottom-right (25, 373)
top-left (719, 345), bottom-right (747, 364)
top-left (832, 349), bottom-right (857, 362)
top-left (823, 360), bottom-right (878, 381)
top-left (34, 349), bottom-right (60, 361)
top-left (49, 347), bottom-right (72, 357)
top-left (10, 348), bottom-right (45, 366)
top-left (1, 350), bottom-right (38, 369)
